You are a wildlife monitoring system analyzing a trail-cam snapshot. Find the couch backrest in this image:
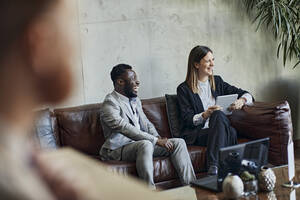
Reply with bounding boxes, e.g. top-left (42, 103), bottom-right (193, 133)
top-left (53, 103), bottom-right (103, 155)
top-left (141, 97), bottom-right (171, 138)
top-left (52, 97), bottom-right (171, 156)
top-left (229, 101), bottom-right (293, 165)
